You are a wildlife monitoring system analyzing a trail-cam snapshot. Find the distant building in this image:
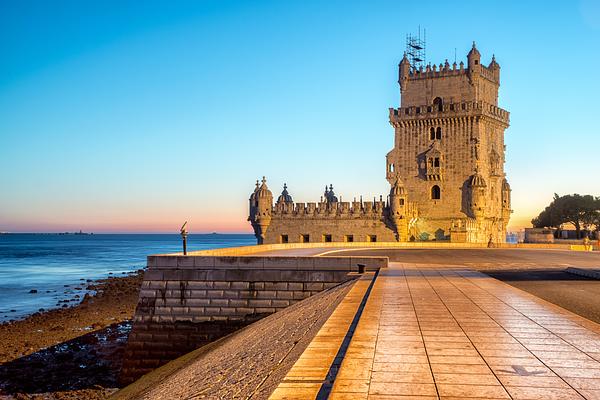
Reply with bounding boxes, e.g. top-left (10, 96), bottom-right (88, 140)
top-left (249, 43), bottom-right (512, 244)
top-left (524, 228), bottom-right (555, 244)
